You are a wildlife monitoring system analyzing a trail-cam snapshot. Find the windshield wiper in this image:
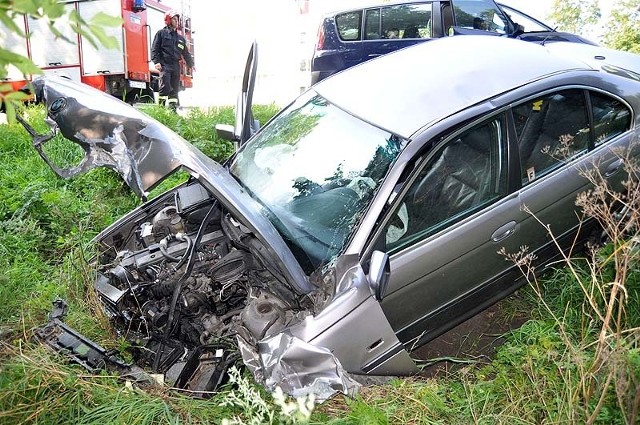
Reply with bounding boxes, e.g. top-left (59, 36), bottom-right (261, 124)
top-left (541, 27), bottom-right (559, 46)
